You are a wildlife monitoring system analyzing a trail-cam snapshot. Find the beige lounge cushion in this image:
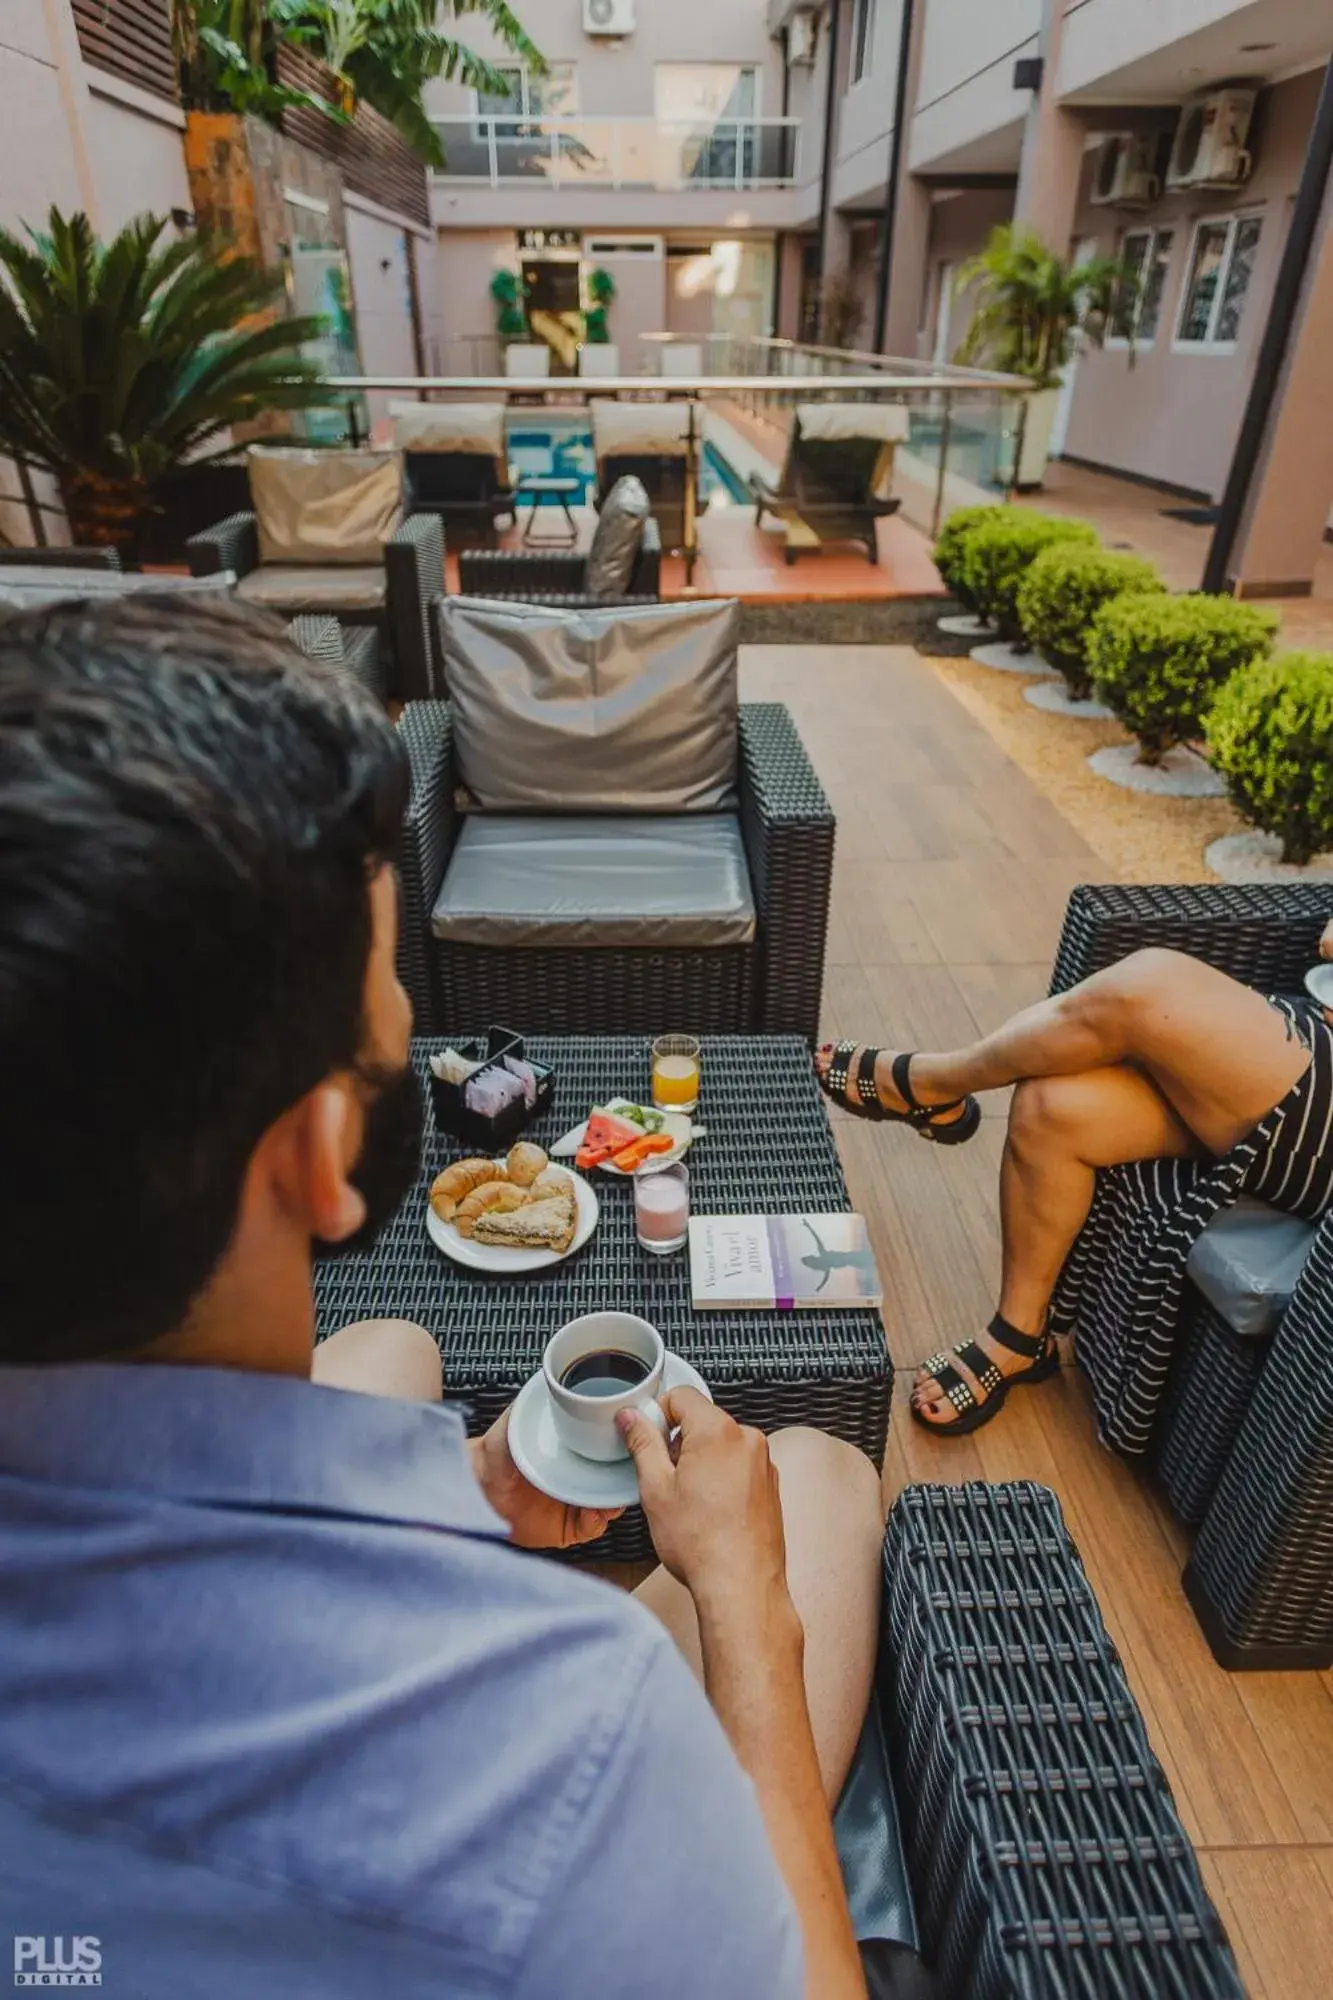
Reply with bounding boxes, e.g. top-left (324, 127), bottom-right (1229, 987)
top-left (592, 400), bottom-right (697, 459)
top-left (431, 814), bottom-right (756, 949)
top-left (439, 595), bottom-right (740, 813)
top-left (390, 402), bottom-right (506, 457)
top-left (237, 565), bottom-right (386, 613)
top-left (795, 402), bottom-right (910, 444)
top-left (249, 447), bottom-right (402, 565)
